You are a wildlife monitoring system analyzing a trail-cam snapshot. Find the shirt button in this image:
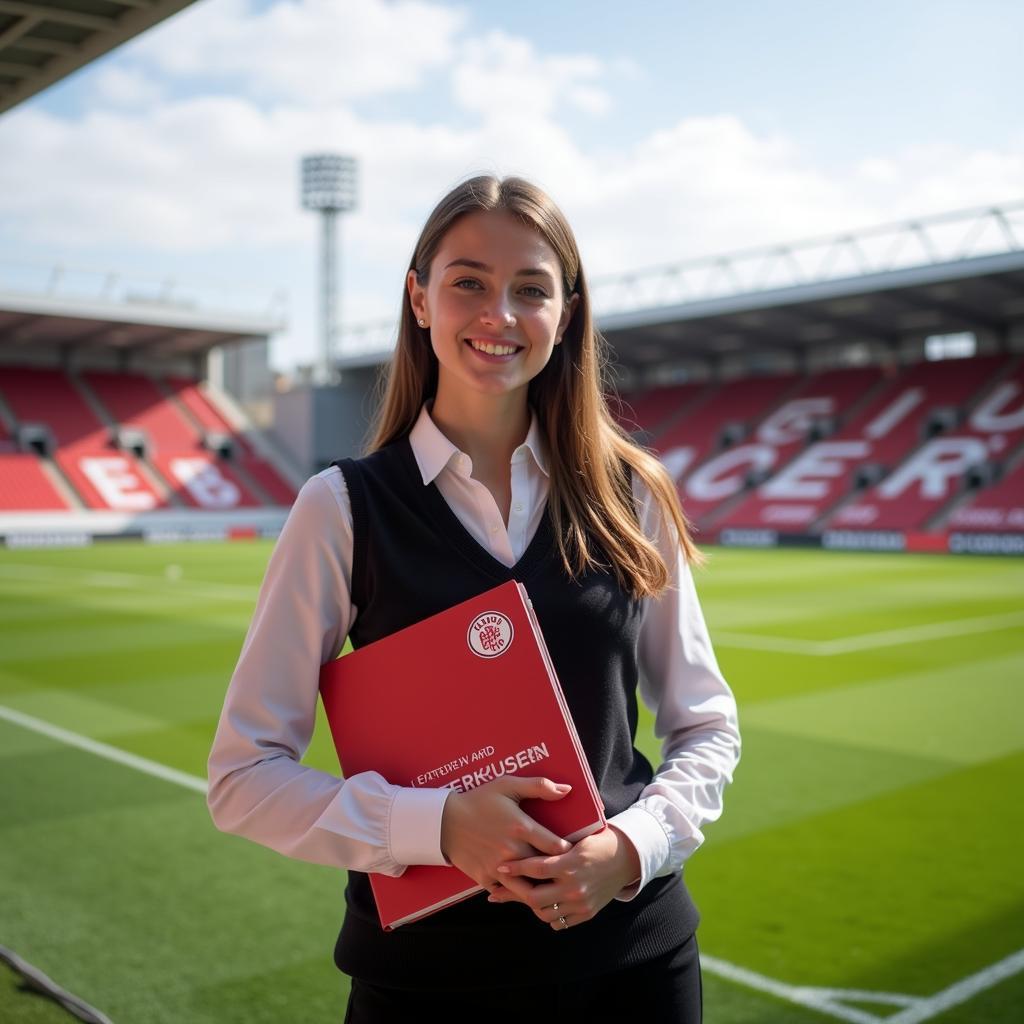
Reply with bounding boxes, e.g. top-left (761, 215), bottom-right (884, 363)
top-left (514, 503), bottom-right (523, 513)
top-left (490, 525), bottom-right (499, 533)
